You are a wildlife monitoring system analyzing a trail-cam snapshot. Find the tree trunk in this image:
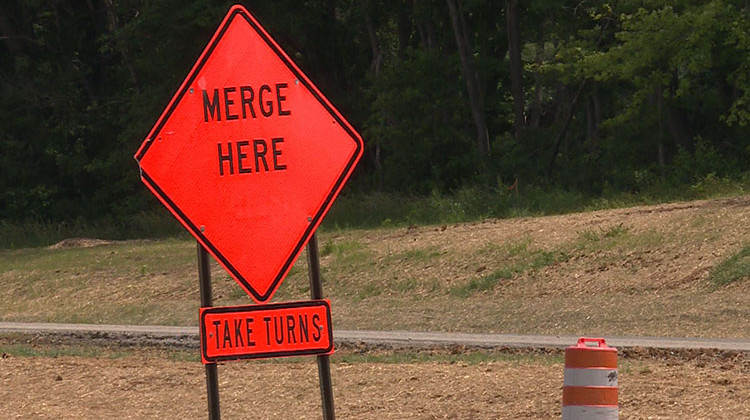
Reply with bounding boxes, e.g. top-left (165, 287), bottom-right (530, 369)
top-left (586, 98), bottom-right (595, 141)
top-left (529, 22), bottom-right (544, 128)
top-left (396, 0), bottom-right (412, 58)
top-left (655, 85), bottom-right (666, 167)
top-left (365, 3), bottom-right (385, 190)
top-left (586, 82), bottom-right (601, 152)
top-left (414, 0), bottom-right (436, 50)
top-left (666, 71), bottom-right (694, 151)
top-left (365, 17), bottom-right (382, 77)
top-left (547, 79), bottom-right (588, 175)
top-left (506, 0), bottom-right (524, 140)
top-left (447, 0), bottom-right (490, 156)
top-left (0, 11), bottom-right (25, 55)
top-left (103, 0), bottom-right (139, 93)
